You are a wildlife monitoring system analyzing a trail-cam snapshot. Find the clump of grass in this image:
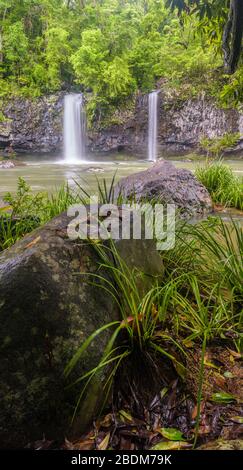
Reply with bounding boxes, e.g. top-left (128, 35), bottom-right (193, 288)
top-left (65, 216), bottom-right (242, 446)
top-left (64, 238), bottom-right (187, 420)
top-left (163, 217), bottom-right (243, 350)
top-left (195, 161), bottom-right (243, 210)
top-left (200, 133), bottom-right (240, 158)
top-left (0, 174), bottom-right (121, 252)
top-left (0, 177), bottom-right (78, 251)
top-left (162, 217), bottom-right (243, 444)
